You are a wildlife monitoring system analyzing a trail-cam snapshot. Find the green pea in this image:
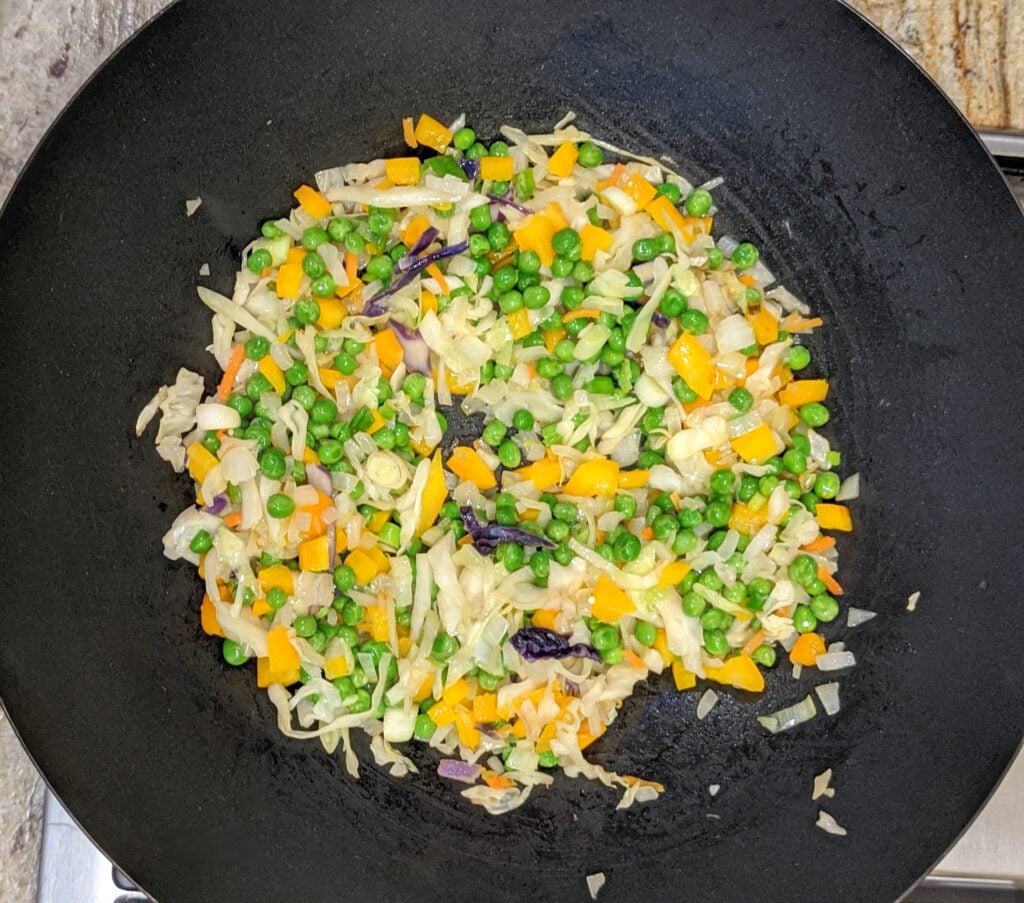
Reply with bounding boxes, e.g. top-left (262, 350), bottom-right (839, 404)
top-left (477, 420), bottom-right (506, 448)
top-left (430, 632), bottom-right (458, 663)
top-left (244, 336), bottom-right (270, 361)
top-left (705, 500), bottom-right (731, 527)
top-left (792, 604), bottom-right (818, 633)
top-left (261, 220), bottom-right (285, 239)
top-left (791, 434), bottom-right (811, 455)
top-left (728, 387), bottom-right (754, 412)
top-left (497, 439), bottom-right (521, 468)
top-left (291, 615), bottom-right (316, 638)
top-left (550, 373), bottom-right (573, 401)
top-left (222, 639), bottom-right (249, 666)
top-left (786, 345), bottom-right (811, 371)
top-left (614, 532), bottom-right (641, 562)
top-left (656, 182), bottom-right (682, 204)
top-left (751, 644), bottom-right (776, 667)
top-left (519, 285), bottom-right (548, 311)
top-left (700, 608), bottom-right (727, 631)
top-left (365, 254), bottom-right (394, 283)
top-left (246, 247), bottom-right (272, 275)
top-left (684, 189), bottom-right (713, 217)
top-left (628, 621), bottom-right (654, 647)
top-left (731, 242), bottom-right (759, 270)
top-left (309, 275), bottom-right (335, 297)
top-left (577, 141), bottom-right (603, 167)
top-left (187, 529), bottom-right (212, 555)
top-left (552, 543), bottom-right (573, 566)
top-left (572, 260), bottom-right (595, 282)
top-left (507, 409), bottom-right (534, 433)
top-left (487, 221), bottom-right (510, 251)
top-left (465, 141), bottom-right (487, 161)
top-left (800, 403), bottom-right (830, 427)
top-left (282, 361), bottom-right (306, 387)
top-left (659, 289), bottom-right (687, 318)
top-left (346, 689), bottom-right (372, 714)
top-left (597, 646), bottom-right (621, 665)
top-left (266, 493), bottom-right (295, 518)
top-left (325, 217), bottom-right (352, 241)
top-left (256, 447), bottom-right (284, 480)
top-left (703, 629), bottom-right (729, 656)
top-left (469, 203), bottom-right (492, 233)
top-left (551, 228), bottom-right (581, 257)
top-left (672, 530), bottom-right (698, 555)
top-left (302, 227), bottom-right (330, 250)
top-left (412, 713), bottom-right (437, 740)
top-left (307, 397), bottom-right (336, 425)
top-left (679, 309), bottom-right (709, 335)
top-left (632, 237), bottom-right (659, 262)
top-left (705, 247), bottom-right (725, 270)
top-left (547, 255), bottom-right (570, 278)
top-left (810, 593), bottom-right (840, 622)
top-left (813, 472), bottom-right (841, 499)
top-left (330, 564), bottom-right (356, 593)
top-left (293, 298), bottom-right (319, 326)
top-left (591, 625), bottom-right (620, 652)
top-left (788, 554), bottom-right (817, 587)
top-left (453, 126), bottom-right (476, 151)
top-left (782, 448), bottom-right (807, 475)
top-left (372, 427), bottom-right (395, 450)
